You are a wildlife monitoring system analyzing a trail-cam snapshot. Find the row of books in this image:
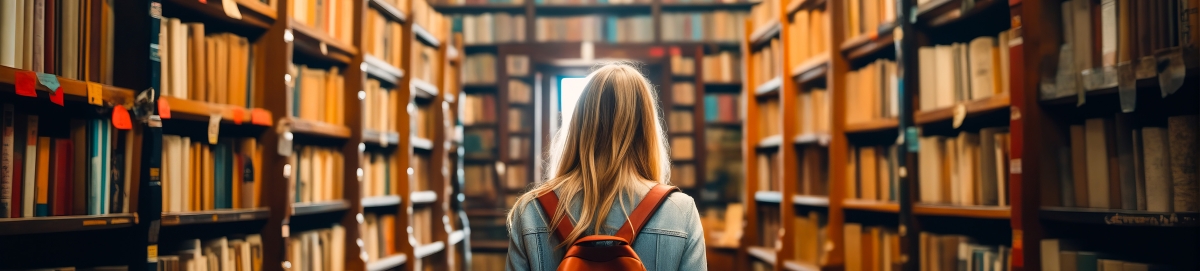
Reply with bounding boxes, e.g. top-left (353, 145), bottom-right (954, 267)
top-left (362, 152), bottom-right (397, 198)
top-left (293, 0), bottom-right (355, 44)
top-left (508, 55), bottom-right (531, 77)
top-left (699, 203), bottom-right (743, 248)
top-left (534, 15), bottom-right (655, 43)
top-left (669, 110), bottom-right (694, 133)
top-left (750, 40), bottom-right (782, 87)
top-left (508, 109), bottom-right (530, 132)
top-left (364, 7), bottom-right (406, 70)
top-left (159, 236), bottom-right (264, 271)
top-left (670, 164), bottom-right (696, 188)
top-left (848, 144), bottom-right (900, 202)
top-left (462, 94), bottom-right (497, 125)
top-left (509, 136), bottom-right (531, 160)
top-left (1, 110), bottom-right (130, 217)
top-left (791, 211), bottom-right (827, 266)
top-left (464, 53), bottom-right (497, 84)
top-left (1041, 239), bottom-right (1171, 271)
top-left (289, 146), bottom-right (344, 204)
top-left (532, 0), bottom-right (648, 5)
top-left (796, 88), bottom-right (830, 136)
top-left (917, 128), bottom-right (1012, 207)
top-left (704, 93), bottom-right (742, 123)
top-left (796, 147), bottom-right (829, 196)
top-left (509, 79), bottom-right (532, 104)
top-left (787, 8), bottom-right (829, 66)
top-left (1053, 114), bottom-right (1198, 212)
top-left (749, 0), bottom-right (778, 31)
top-left (917, 31), bottom-right (1014, 111)
top-left (506, 164), bottom-right (527, 191)
top-left (439, 0), bottom-right (523, 5)
top-left (702, 51), bottom-right (741, 83)
top-left (756, 206), bottom-right (780, 247)
top-left (458, 14), bottom-right (526, 45)
top-left (464, 129), bottom-right (497, 158)
top-left (756, 98), bottom-right (781, 140)
top-left (414, 103), bottom-right (436, 140)
top-left (919, 232), bottom-right (1011, 271)
top-left (755, 152), bottom-right (781, 192)
top-left (365, 79), bottom-right (400, 134)
top-left (844, 0), bottom-right (896, 40)
top-left (843, 223), bottom-right (902, 271)
top-left (463, 164), bottom-right (496, 197)
top-left (287, 225), bottom-right (347, 271)
top-left (412, 207), bottom-right (435, 244)
top-left (704, 127), bottom-right (743, 201)
top-left (410, 45), bottom-right (442, 86)
top-left (161, 136), bottom-right (261, 213)
top-left (472, 253), bottom-right (507, 271)
top-left (413, 154), bottom-right (435, 192)
top-left (671, 56), bottom-right (695, 76)
top-left (412, 0), bottom-right (448, 40)
top-left (362, 213), bottom-right (399, 263)
top-left (158, 20), bottom-right (255, 107)
top-left (289, 64), bottom-right (346, 125)
top-left (607, 16), bottom-right (655, 43)
top-left (671, 137), bottom-right (695, 160)
top-left (845, 59), bottom-right (899, 125)
top-left (0, 0), bottom-right (114, 82)
top-left (660, 11), bottom-right (748, 42)
top-left (672, 82), bottom-right (695, 105)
